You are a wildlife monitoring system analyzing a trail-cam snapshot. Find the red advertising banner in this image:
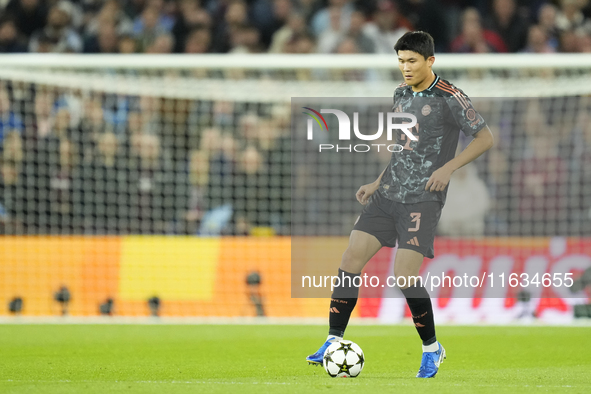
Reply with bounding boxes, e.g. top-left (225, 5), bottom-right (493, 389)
top-left (361, 237), bottom-right (591, 324)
